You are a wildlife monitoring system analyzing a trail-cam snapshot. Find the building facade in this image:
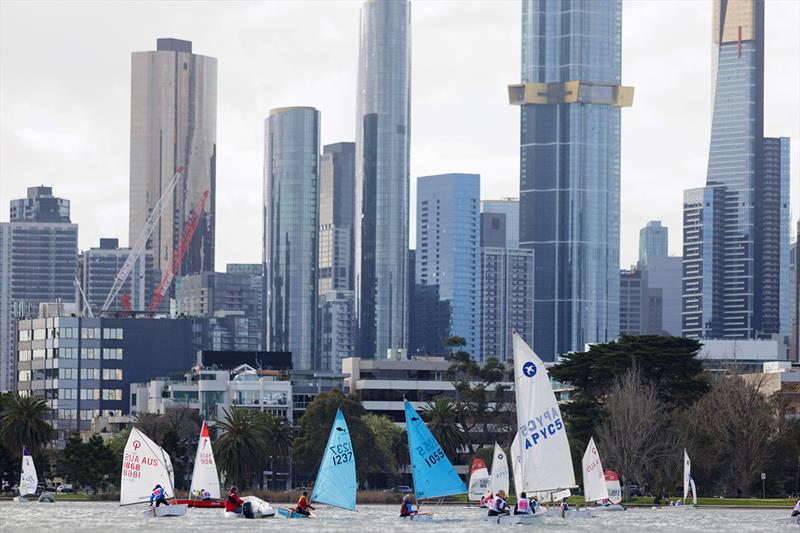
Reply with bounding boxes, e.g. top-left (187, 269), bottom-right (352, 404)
top-left (263, 107), bottom-right (320, 370)
top-left (639, 221), bottom-right (668, 264)
top-left (509, 0), bottom-right (633, 360)
top-left (317, 291), bottom-right (355, 372)
top-left (355, 0), bottom-right (411, 359)
top-left (481, 199), bottom-right (519, 249)
top-left (415, 174), bottom-right (481, 358)
top-left (319, 142), bottom-right (356, 293)
top-left (79, 238), bottom-right (154, 314)
top-left (640, 255), bottom-right (683, 336)
top-left (129, 38), bottom-right (217, 277)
